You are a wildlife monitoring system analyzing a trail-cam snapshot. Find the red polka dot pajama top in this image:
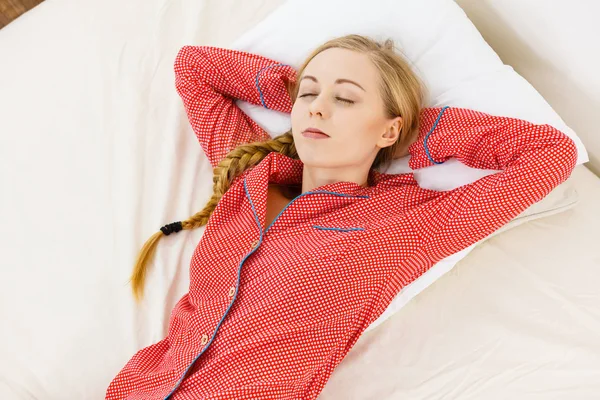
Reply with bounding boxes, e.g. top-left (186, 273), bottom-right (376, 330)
top-left (105, 45), bottom-right (578, 399)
